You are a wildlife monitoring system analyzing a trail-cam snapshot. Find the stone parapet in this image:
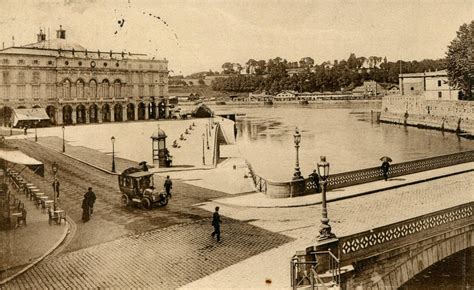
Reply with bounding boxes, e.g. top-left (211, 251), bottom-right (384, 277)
top-left (380, 95), bottom-right (474, 135)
